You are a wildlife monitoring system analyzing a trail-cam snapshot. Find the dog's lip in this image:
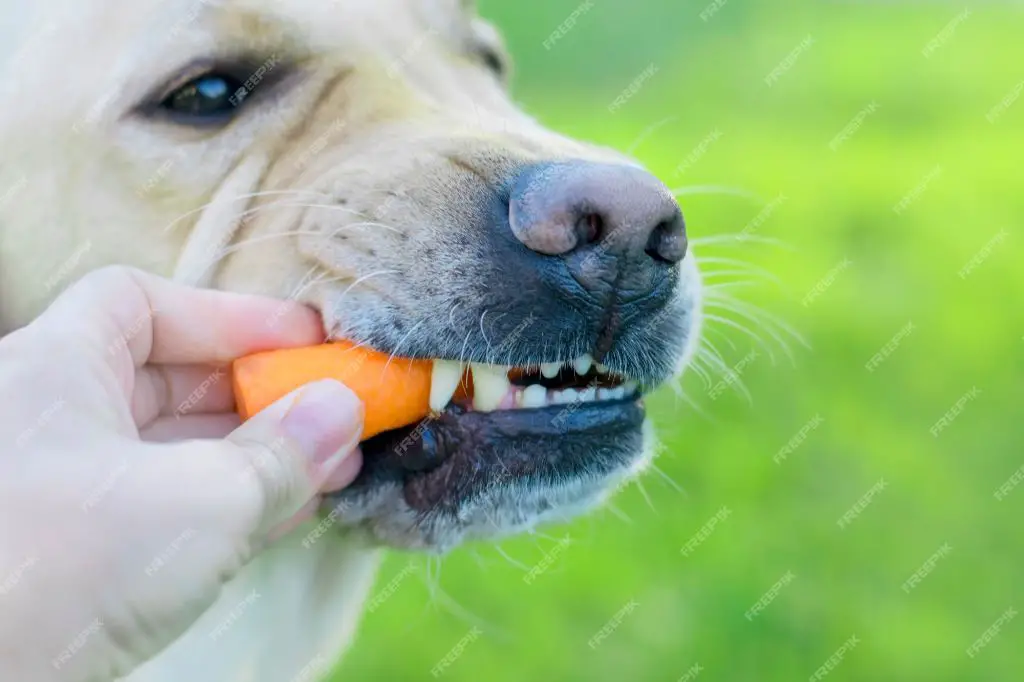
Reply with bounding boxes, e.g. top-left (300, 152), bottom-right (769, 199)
top-left (355, 396), bottom-right (645, 500)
